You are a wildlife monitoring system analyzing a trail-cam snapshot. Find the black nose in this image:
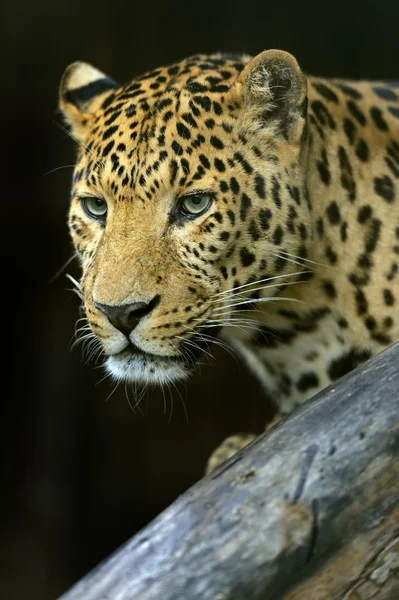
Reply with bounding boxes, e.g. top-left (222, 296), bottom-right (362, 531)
top-left (94, 297), bottom-right (158, 337)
